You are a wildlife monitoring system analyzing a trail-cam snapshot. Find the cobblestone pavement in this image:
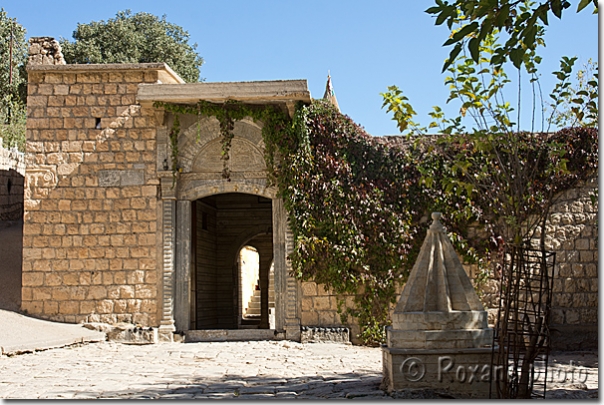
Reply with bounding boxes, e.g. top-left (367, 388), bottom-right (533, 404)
top-left (0, 341), bottom-right (598, 399)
